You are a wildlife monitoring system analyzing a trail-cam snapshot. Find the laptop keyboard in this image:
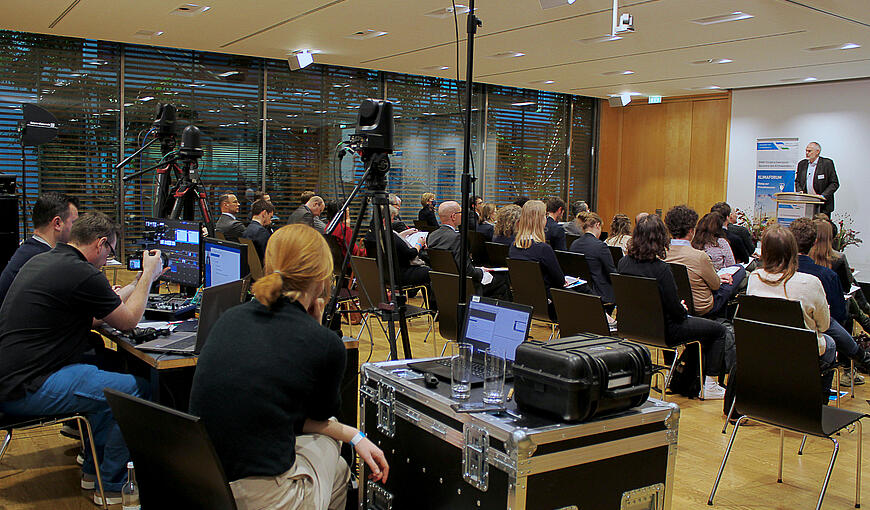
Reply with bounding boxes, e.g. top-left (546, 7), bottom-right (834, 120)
top-left (160, 337), bottom-right (195, 350)
top-left (433, 357), bottom-right (486, 378)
